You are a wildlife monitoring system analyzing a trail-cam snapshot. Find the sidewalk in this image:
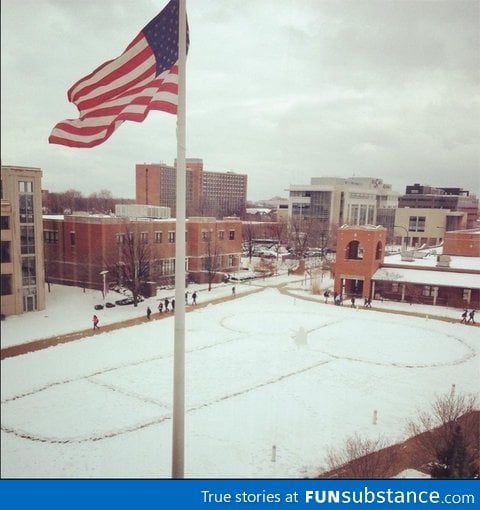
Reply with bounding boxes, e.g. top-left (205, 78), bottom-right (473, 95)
top-left (0, 286), bottom-right (263, 360)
